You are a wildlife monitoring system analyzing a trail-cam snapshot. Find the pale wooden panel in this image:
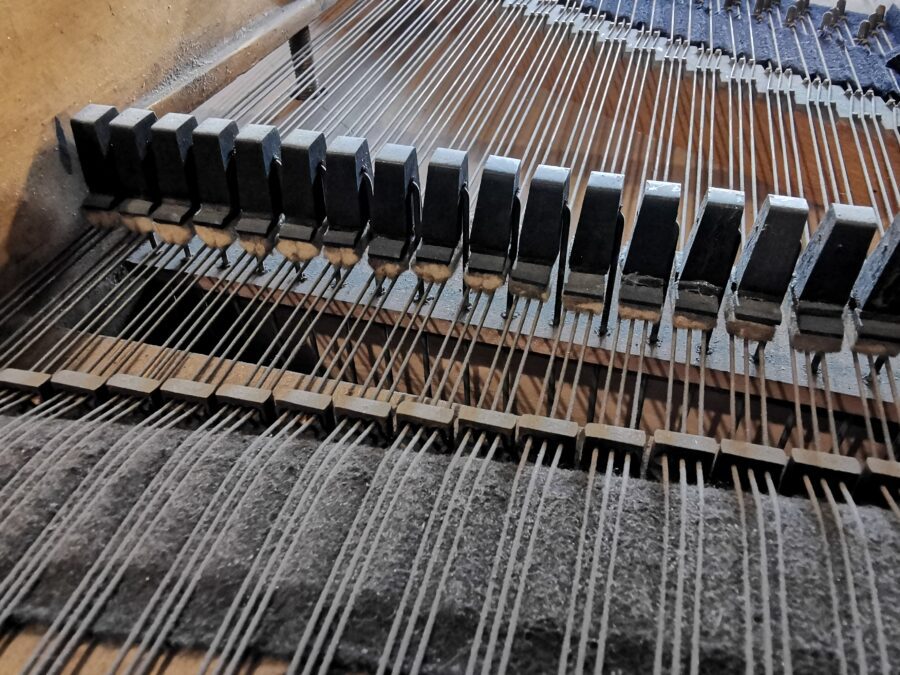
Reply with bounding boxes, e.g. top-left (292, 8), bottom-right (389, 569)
top-left (0, 0), bottom-right (341, 290)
